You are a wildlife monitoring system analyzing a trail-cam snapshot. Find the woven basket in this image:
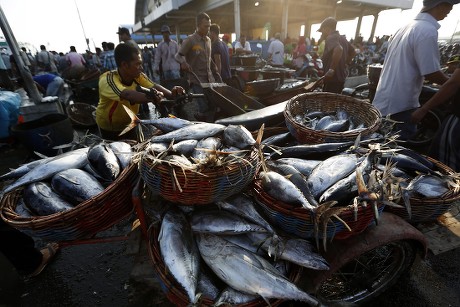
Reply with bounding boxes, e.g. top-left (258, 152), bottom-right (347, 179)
top-left (252, 180), bottom-right (385, 240)
top-left (245, 78), bottom-right (281, 97)
top-left (66, 103), bottom-right (97, 128)
top-left (147, 224), bottom-right (302, 306)
top-left (284, 92), bottom-right (381, 144)
top-left (140, 149), bottom-right (259, 205)
top-left (0, 163), bottom-right (138, 242)
top-left (385, 156), bottom-right (460, 223)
